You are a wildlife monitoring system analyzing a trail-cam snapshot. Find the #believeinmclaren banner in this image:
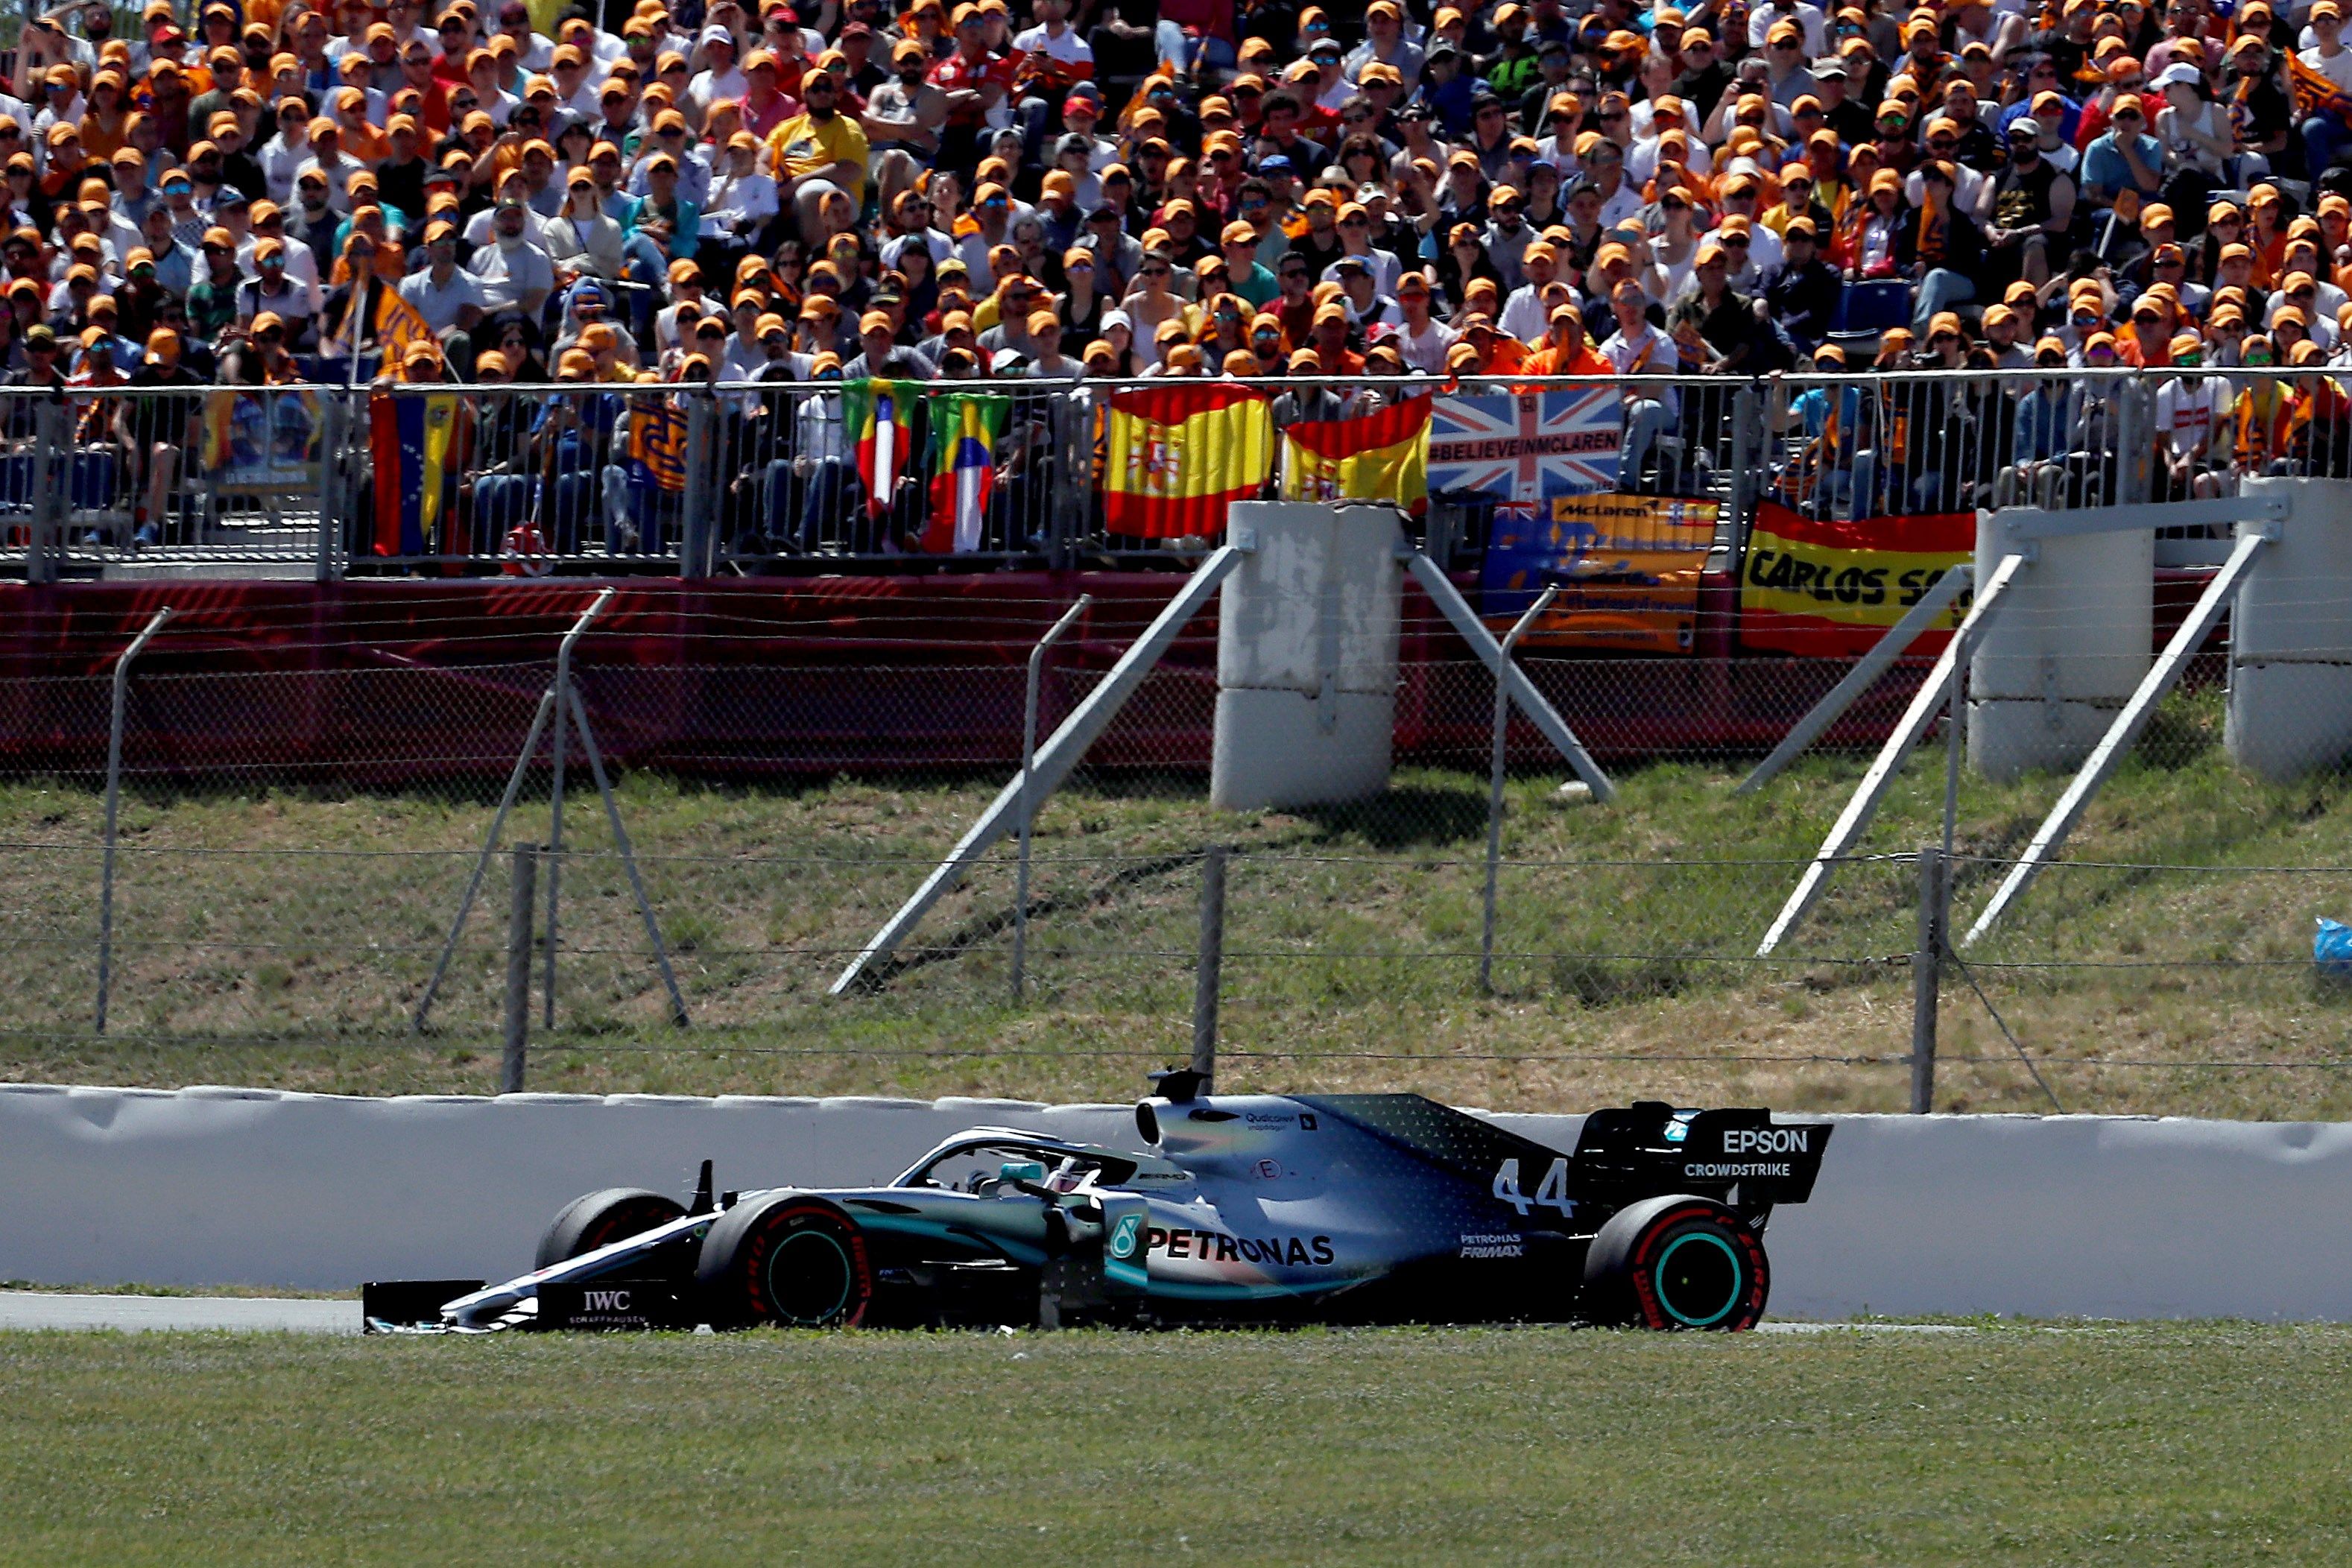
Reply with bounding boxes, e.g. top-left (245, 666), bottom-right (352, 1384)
top-left (1484, 493), bottom-right (1719, 654)
top-left (1104, 381), bottom-right (1273, 538)
top-left (1740, 501), bottom-right (1973, 657)
top-left (1428, 387), bottom-right (1621, 510)
top-left (1279, 394), bottom-right (1431, 513)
